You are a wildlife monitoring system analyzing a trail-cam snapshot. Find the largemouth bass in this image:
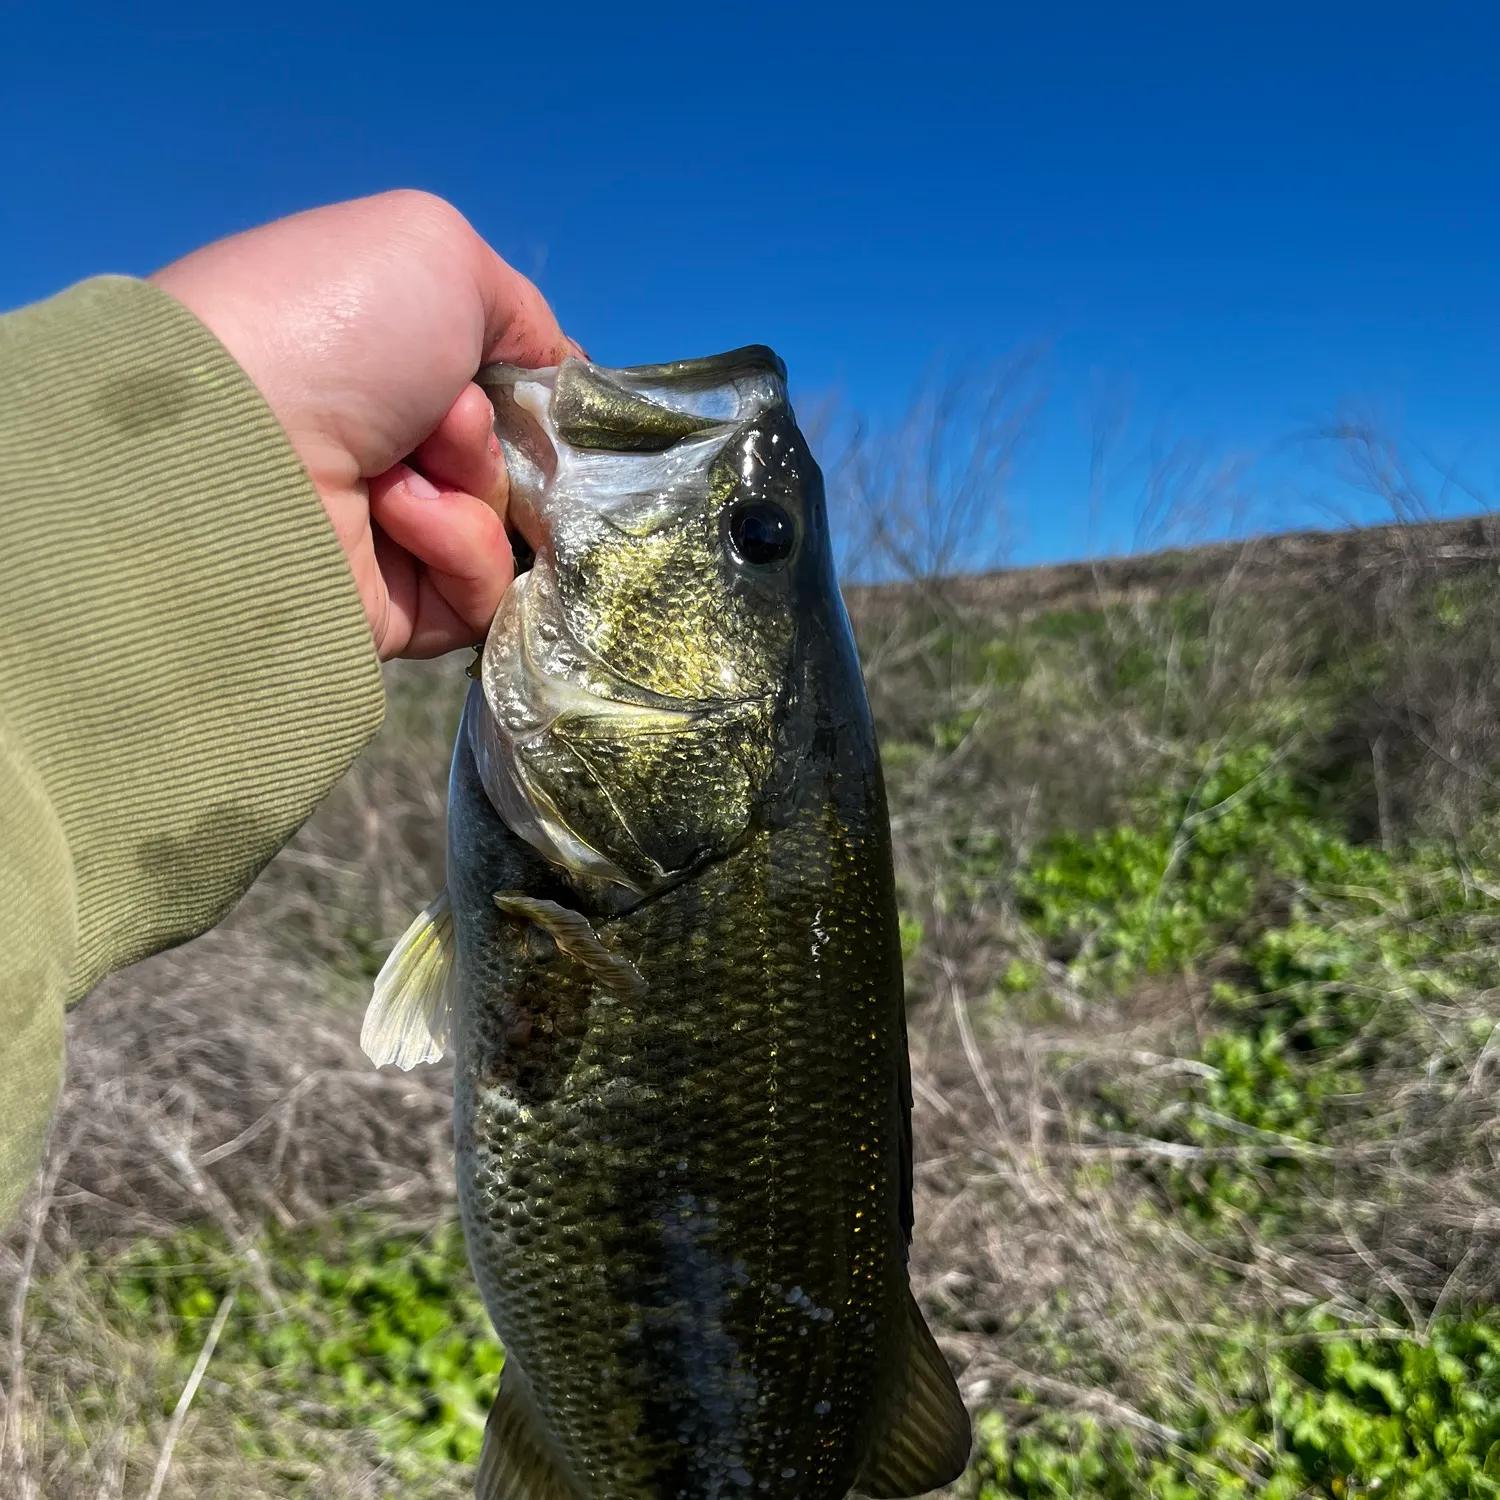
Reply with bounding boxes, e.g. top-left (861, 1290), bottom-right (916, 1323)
top-left (361, 346), bottom-right (970, 1500)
